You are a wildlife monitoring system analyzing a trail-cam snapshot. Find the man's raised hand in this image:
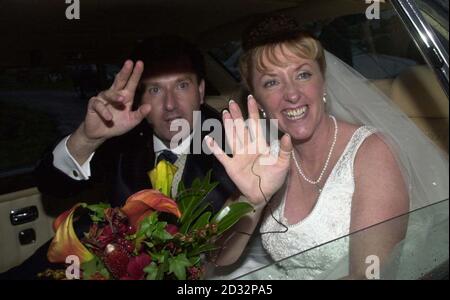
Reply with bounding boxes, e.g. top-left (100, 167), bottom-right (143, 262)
top-left (82, 60), bottom-right (151, 141)
top-left (67, 60), bottom-right (151, 164)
